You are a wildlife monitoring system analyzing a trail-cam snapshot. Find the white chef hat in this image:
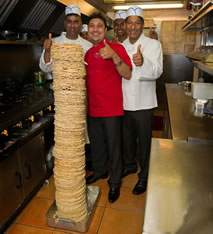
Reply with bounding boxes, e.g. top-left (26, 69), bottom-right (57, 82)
top-left (65, 5), bottom-right (81, 16)
top-left (114, 11), bottom-right (127, 20)
top-left (126, 6), bottom-right (143, 18)
top-left (81, 24), bottom-right (88, 32)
